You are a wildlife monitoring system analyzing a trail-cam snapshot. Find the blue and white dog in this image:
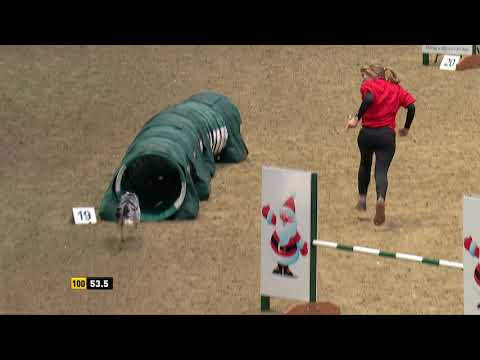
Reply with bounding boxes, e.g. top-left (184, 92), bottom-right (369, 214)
top-left (116, 192), bottom-right (141, 242)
